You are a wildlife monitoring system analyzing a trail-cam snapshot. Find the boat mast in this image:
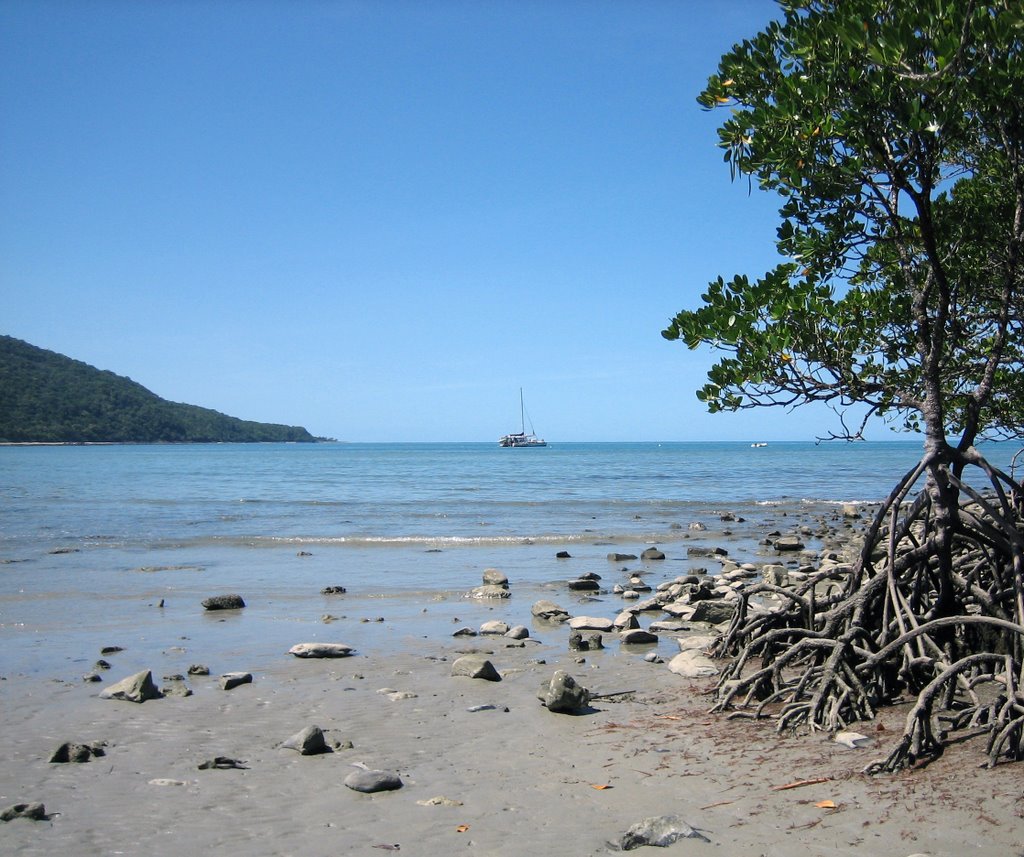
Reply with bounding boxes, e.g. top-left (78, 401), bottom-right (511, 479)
top-left (519, 387), bottom-right (526, 434)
